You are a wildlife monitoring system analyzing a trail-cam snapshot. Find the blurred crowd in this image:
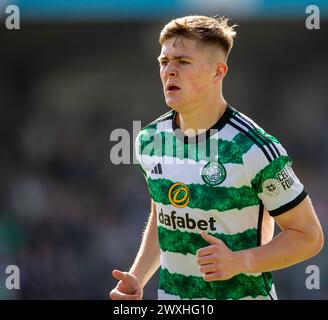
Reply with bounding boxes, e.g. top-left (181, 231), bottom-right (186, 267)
top-left (0, 21), bottom-right (327, 299)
